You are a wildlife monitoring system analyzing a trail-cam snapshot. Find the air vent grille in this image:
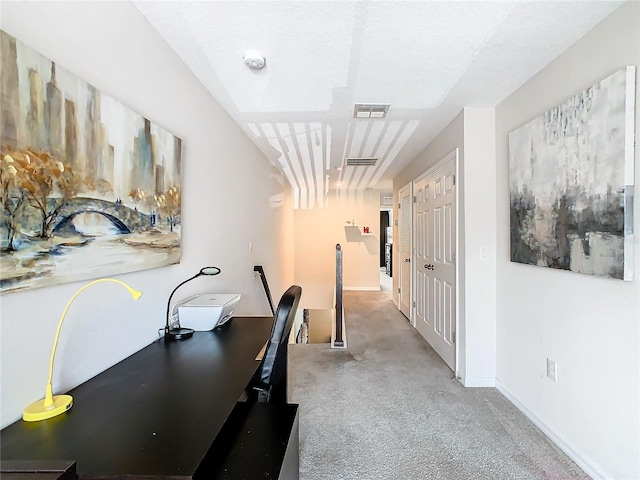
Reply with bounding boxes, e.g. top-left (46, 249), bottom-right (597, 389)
top-left (345, 157), bottom-right (378, 166)
top-left (353, 104), bottom-right (389, 118)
